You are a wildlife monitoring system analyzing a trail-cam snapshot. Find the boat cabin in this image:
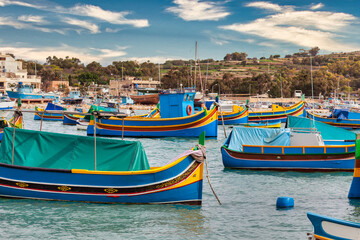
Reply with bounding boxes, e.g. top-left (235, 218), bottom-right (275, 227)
top-left (159, 89), bottom-right (195, 118)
